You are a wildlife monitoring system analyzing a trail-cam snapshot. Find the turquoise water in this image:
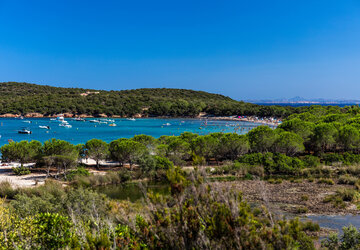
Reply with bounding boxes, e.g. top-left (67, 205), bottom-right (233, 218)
top-left (0, 118), bottom-right (269, 146)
